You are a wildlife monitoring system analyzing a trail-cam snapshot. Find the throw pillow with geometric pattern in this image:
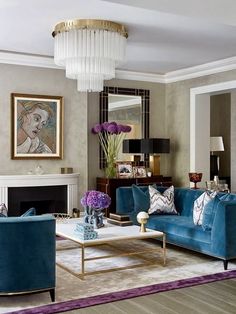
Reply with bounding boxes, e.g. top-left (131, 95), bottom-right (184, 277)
top-left (148, 185), bottom-right (177, 215)
top-left (193, 191), bottom-right (217, 225)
